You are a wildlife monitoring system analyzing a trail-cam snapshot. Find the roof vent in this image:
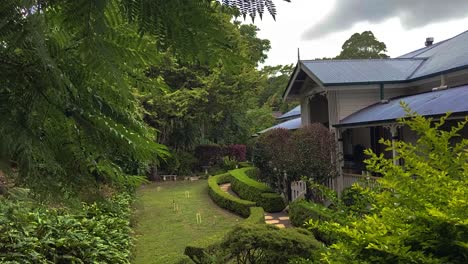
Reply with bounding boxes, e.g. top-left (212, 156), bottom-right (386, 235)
top-left (425, 37), bottom-right (434, 47)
